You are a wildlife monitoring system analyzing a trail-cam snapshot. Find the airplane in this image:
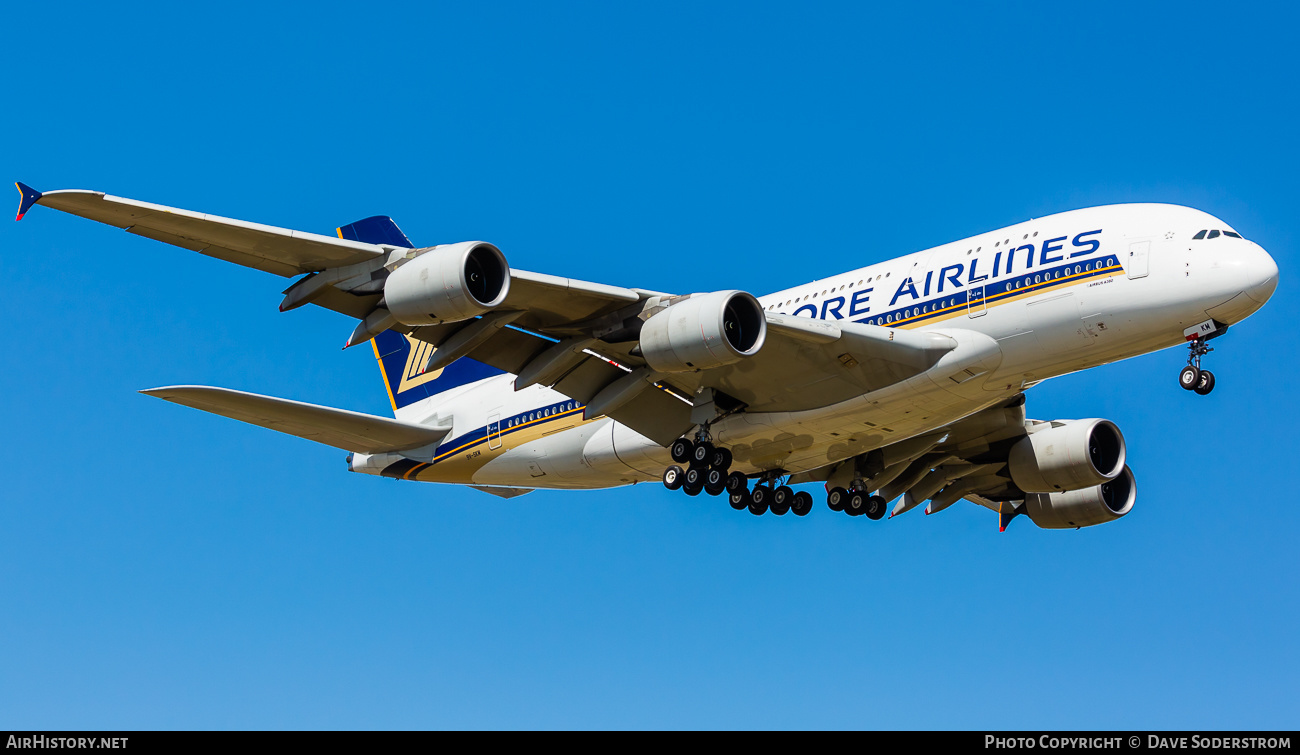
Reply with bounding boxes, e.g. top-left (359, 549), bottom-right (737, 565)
top-left (13, 182), bottom-right (1278, 530)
